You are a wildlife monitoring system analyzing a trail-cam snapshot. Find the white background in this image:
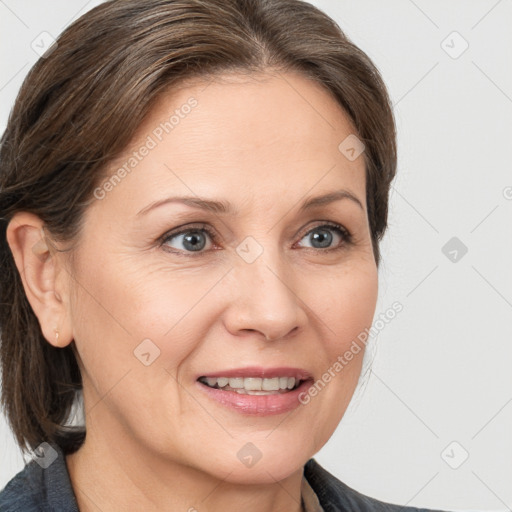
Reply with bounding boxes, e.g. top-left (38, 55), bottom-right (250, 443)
top-left (1, 1), bottom-right (511, 511)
